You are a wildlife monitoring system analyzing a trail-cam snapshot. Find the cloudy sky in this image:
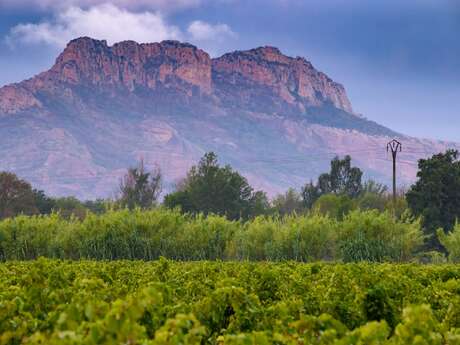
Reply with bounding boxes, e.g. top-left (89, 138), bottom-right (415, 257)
top-left (1, 0), bottom-right (459, 141)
